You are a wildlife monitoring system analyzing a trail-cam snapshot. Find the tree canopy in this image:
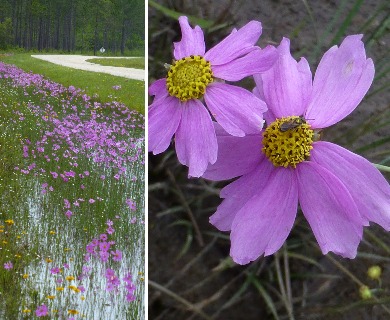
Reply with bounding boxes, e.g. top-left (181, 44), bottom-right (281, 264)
top-left (0, 0), bottom-right (144, 54)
